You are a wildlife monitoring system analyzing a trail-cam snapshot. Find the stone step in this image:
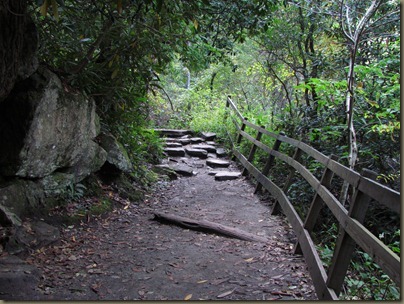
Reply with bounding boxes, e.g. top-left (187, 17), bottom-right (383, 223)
top-left (190, 137), bottom-right (205, 144)
top-left (206, 158), bottom-right (230, 168)
top-left (178, 138), bottom-right (191, 145)
top-left (153, 164), bottom-right (194, 177)
top-left (185, 147), bottom-right (208, 158)
top-left (191, 144), bottom-right (216, 153)
top-left (216, 147), bottom-right (227, 157)
top-left (165, 142), bottom-right (183, 148)
top-left (171, 164), bottom-right (194, 176)
top-left (155, 129), bottom-right (193, 138)
top-left (214, 171), bottom-right (242, 181)
top-left (201, 132), bottom-right (216, 141)
top-left (163, 147), bottom-right (185, 157)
